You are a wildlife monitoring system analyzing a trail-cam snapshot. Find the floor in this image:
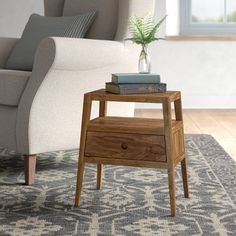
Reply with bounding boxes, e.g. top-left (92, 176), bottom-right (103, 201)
top-left (135, 109), bottom-right (236, 161)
